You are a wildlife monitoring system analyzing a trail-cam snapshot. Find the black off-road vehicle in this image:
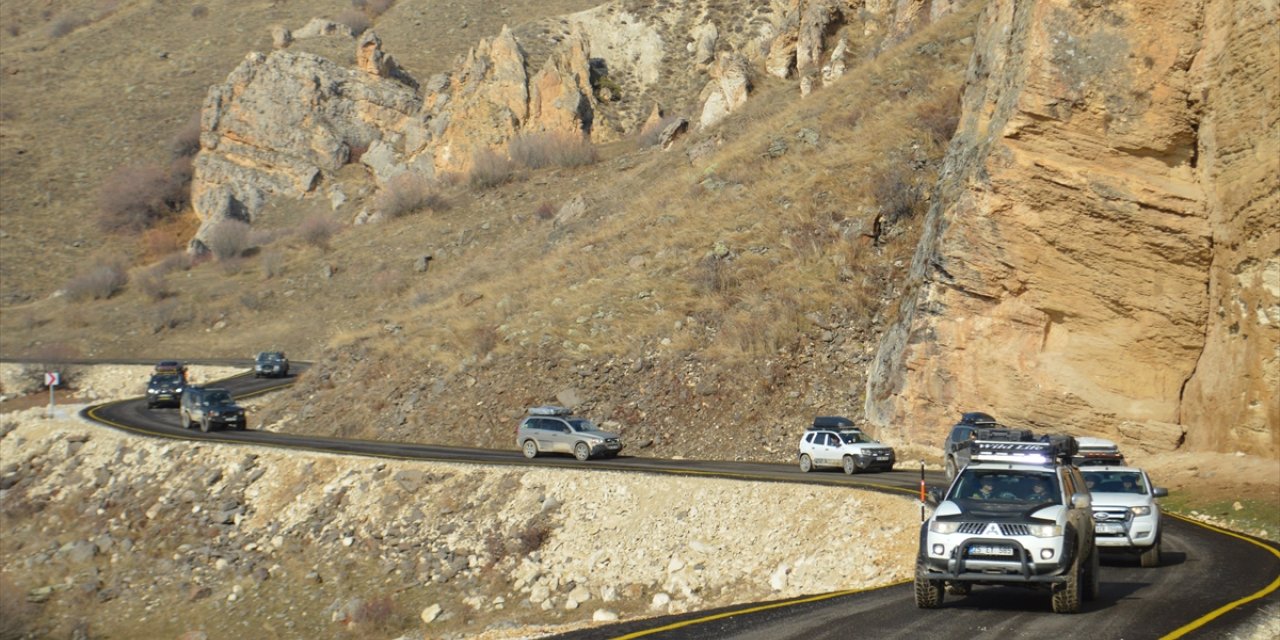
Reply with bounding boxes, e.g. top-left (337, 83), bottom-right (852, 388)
top-left (180, 386), bottom-right (246, 432)
top-left (145, 373), bottom-right (185, 409)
